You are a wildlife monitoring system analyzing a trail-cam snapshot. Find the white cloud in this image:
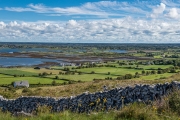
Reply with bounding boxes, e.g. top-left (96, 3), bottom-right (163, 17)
top-left (154, 3), bottom-right (166, 14)
top-left (4, 1), bottom-right (148, 18)
top-left (2, 1), bottom-right (180, 43)
top-left (166, 8), bottom-right (179, 18)
top-left (3, 0), bottom-right (180, 20)
top-left (0, 19), bottom-right (180, 43)
top-left (150, 3), bottom-right (166, 18)
top-left (5, 7), bottom-right (34, 12)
